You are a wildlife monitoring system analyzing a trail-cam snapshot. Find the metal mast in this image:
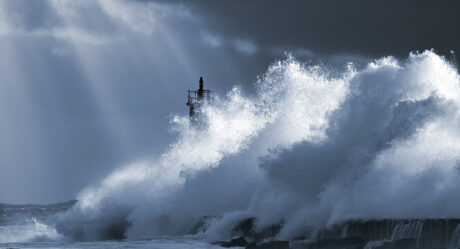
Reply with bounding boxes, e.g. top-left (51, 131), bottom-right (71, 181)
top-left (187, 77), bottom-right (212, 125)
